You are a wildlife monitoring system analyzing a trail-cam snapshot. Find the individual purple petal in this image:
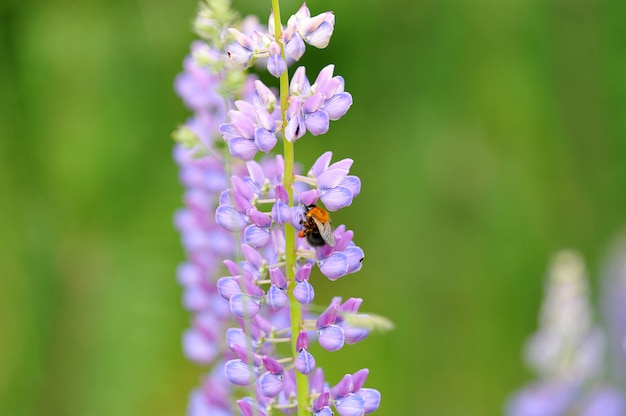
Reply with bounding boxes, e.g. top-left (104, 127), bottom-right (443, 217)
top-left (215, 205), bottom-right (249, 232)
top-left (231, 175), bottom-right (255, 201)
top-left (296, 331), bottom-right (309, 350)
top-left (294, 280), bottom-right (315, 304)
top-left (324, 92), bottom-right (353, 120)
top-left (254, 127), bottom-right (278, 152)
top-left (262, 355), bottom-right (284, 374)
top-left (267, 42), bottom-right (286, 78)
top-left (345, 246), bottom-right (365, 274)
top-left (259, 371), bottom-right (284, 398)
top-left (303, 92), bottom-right (325, 113)
top-left (285, 32), bottom-right (305, 61)
top-left (244, 225), bottom-right (271, 248)
top-left (302, 15), bottom-right (335, 48)
top-left (271, 199), bottom-right (291, 225)
top-left (357, 388), bottom-right (381, 414)
top-left (314, 391), bottom-right (330, 412)
top-left (318, 324), bottom-right (345, 352)
top-left (295, 349), bottom-right (316, 375)
top-left (304, 110), bottom-right (330, 136)
top-left (226, 327), bottom-right (251, 351)
top-left (319, 252), bottom-right (349, 280)
top-left (269, 267), bottom-right (287, 288)
top-left (229, 111), bottom-right (255, 139)
top-left (320, 186), bottom-right (354, 211)
top-left (296, 263), bottom-right (312, 282)
top-left (310, 151), bottom-right (333, 177)
top-left (351, 368), bottom-right (369, 390)
top-left (340, 175), bottom-right (361, 199)
top-left (314, 408), bottom-right (334, 416)
top-left (317, 168), bottom-right (349, 189)
top-left (217, 276), bottom-right (241, 300)
top-left (241, 244), bottom-right (263, 269)
top-left (340, 321), bottom-right (369, 344)
top-left (267, 285), bottom-right (288, 310)
top-left (227, 137), bottom-right (258, 161)
top-left (237, 399), bottom-right (267, 416)
top-left (331, 374), bottom-right (354, 399)
top-left (335, 393), bottom-right (365, 416)
top-left (225, 41), bottom-right (253, 66)
top-left (230, 293), bottom-right (262, 319)
top-left (248, 208), bottom-right (272, 227)
top-left (183, 328), bottom-right (217, 364)
top-left (285, 114), bottom-right (306, 142)
top-left (300, 189), bottom-right (321, 206)
top-left (290, 66), bottom-right (309, 96)
top-left (224, 359), bottom-right (258, 386)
